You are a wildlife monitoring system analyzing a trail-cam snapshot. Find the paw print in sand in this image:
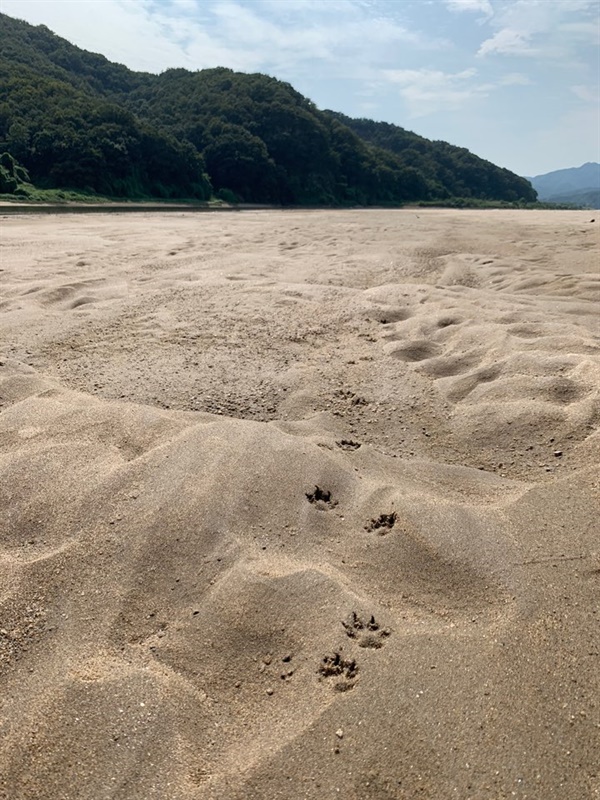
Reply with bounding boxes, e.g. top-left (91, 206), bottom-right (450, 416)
top-left (306, 485), bottom-right (338, 511)
top-left (342, 612), bottom-right (391, 649)
top-left (365, 512), bottom-right (397, 534)
top-left (318, 652), bottom-right (358, 692)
